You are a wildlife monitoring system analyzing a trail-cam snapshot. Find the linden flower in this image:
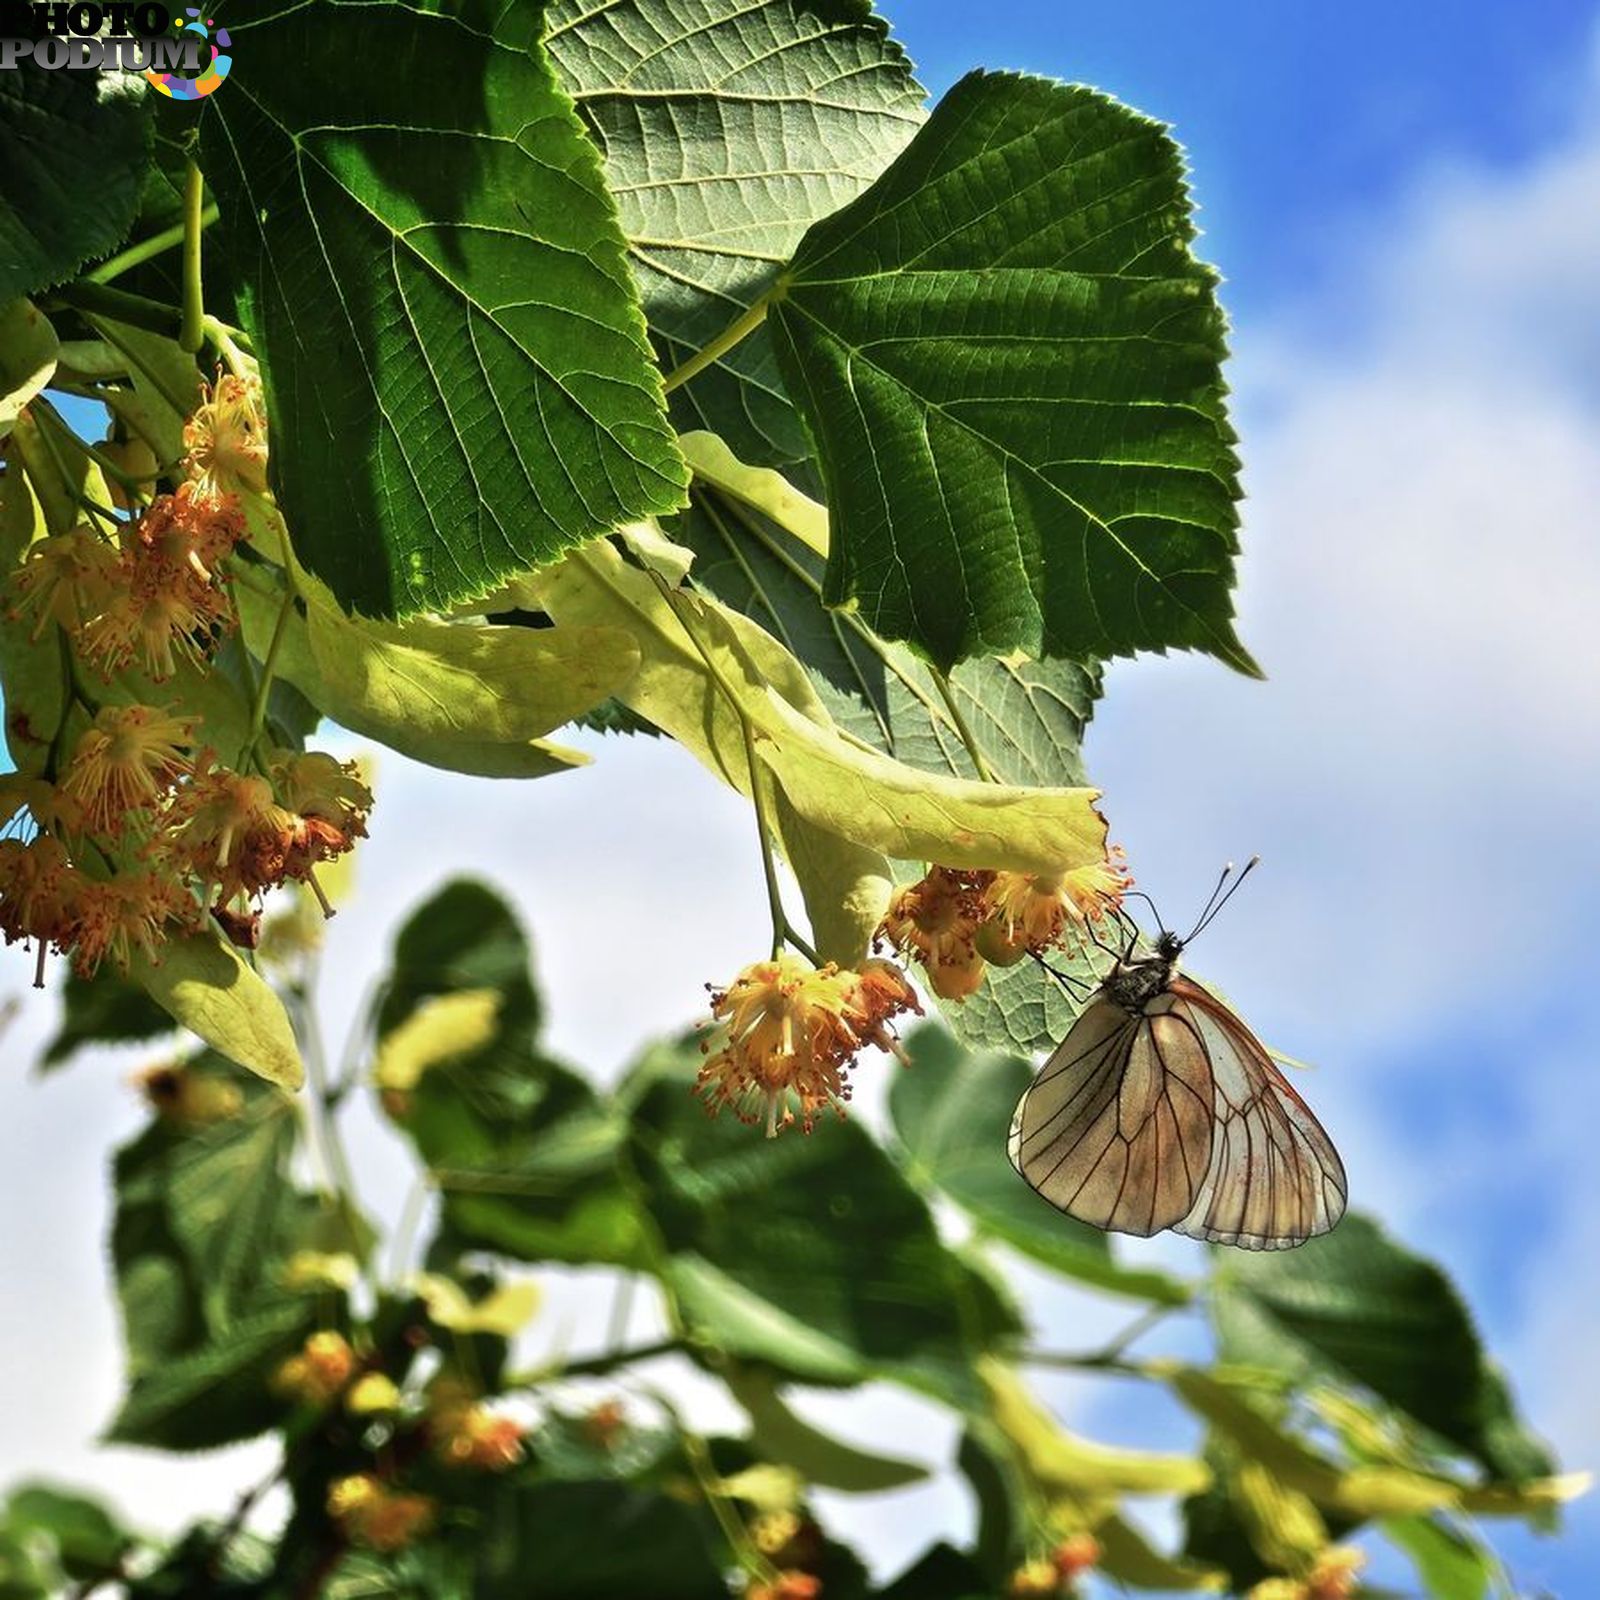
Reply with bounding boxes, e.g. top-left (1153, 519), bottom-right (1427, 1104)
top-left (747, 1574), bottom-right (822, 1600)
top-left (130, 483), bottom-right (246, 591)
top-left (1246, 1547), bottom-right (1365, 1600)
top-left (0, 835), bottom-right (84, 958)
top-left (70, 872), bottom-right (195, 978)
top-left (273, 1330), bottom-right (358, 1407)
top-left (981, 850), bottom-right (1131, 958)
top-left (79, 489), bottom-right (245, 681)
top-left (1007, 1560), bottom-right (1062, 1600)
top-left (345, 1372), bottom-right (403, 1415)
top-left (7, 525), bottom-right (122, 641)
top-left (326, 1474), bottom-right (435, 1553)
top-left (698, 955), bottom-right (863, 1136)
top-left (270, 749), bottom-right (373, 892)
top-left (59, 705), bottom-right (195, 837)
top-left (185, 373), bottom-right (269, 497)
top-left (1050, 1532), bottom-right (1102, 1581)
top-left (877, 866), bottom-right (992, 1000)
top-left (81, 586), bottom-right (221, 683)
top-left (166, 755), bottom-right (301, 901)
top-left (436, 1404), bottom-right (526, 1472)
